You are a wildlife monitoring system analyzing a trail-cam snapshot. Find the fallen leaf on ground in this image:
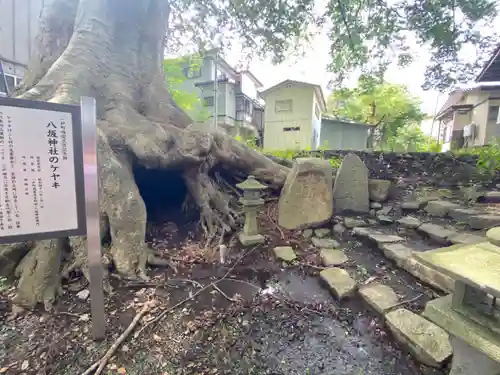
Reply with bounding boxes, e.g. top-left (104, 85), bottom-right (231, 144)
top-left (0, 368), bottom-right (9, 373)
top-left (21, 360), bottom-right (29, 370)
top-left (117, 367), bottom-right (127, 374)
